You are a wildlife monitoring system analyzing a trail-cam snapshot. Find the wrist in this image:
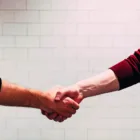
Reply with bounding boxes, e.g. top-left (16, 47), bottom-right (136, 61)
top-left (74, 83), bottom-right (87, 99)
top-left (28, 89), bottom-right (44, 109)
top-left (76, 81), bottom-right (96, 99)
top-left (30, 89), bottom-right (56, 112)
